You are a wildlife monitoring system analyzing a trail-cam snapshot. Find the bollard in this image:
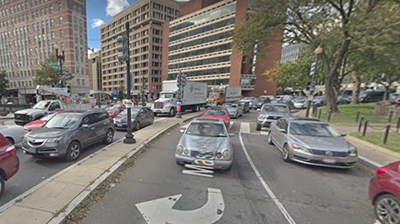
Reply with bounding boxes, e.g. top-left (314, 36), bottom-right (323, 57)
top-left (355, 110), bottom-right (360, 123)
top-left (383, 125), bottom-right (390, 144)
top-left (327, 111), bottom-right (332, 122)
top-left (389, 111), bottom-right (394, 123)
top-left (363, 120), bottom-right (369, 137)
top-left (397, 117), bottom-right (400, 133)
top-left (358, 116), bottom-right (364, 132)
top-left (318, 108), bottom-right (322, 119)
